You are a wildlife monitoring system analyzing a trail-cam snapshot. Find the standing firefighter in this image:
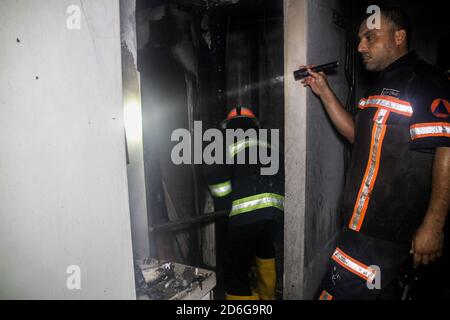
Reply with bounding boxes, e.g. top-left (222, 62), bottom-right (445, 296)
top-left (205, 107), bottom-right (284, 300)
top-left (302, 7), bottom-right (450, 299)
